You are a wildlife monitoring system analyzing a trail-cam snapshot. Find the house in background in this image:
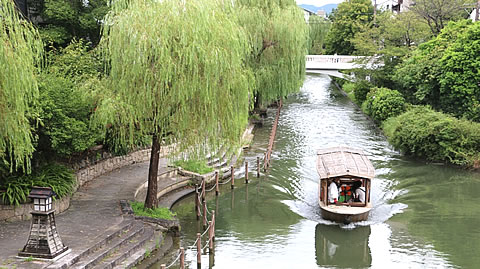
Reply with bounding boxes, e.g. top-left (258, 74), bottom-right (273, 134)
top-left (392, 0), bottom-right (414, 13)
top-left (317, 10), bottom-right (327, 19)
top-left (301, 7), bottom-right (316, 23)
